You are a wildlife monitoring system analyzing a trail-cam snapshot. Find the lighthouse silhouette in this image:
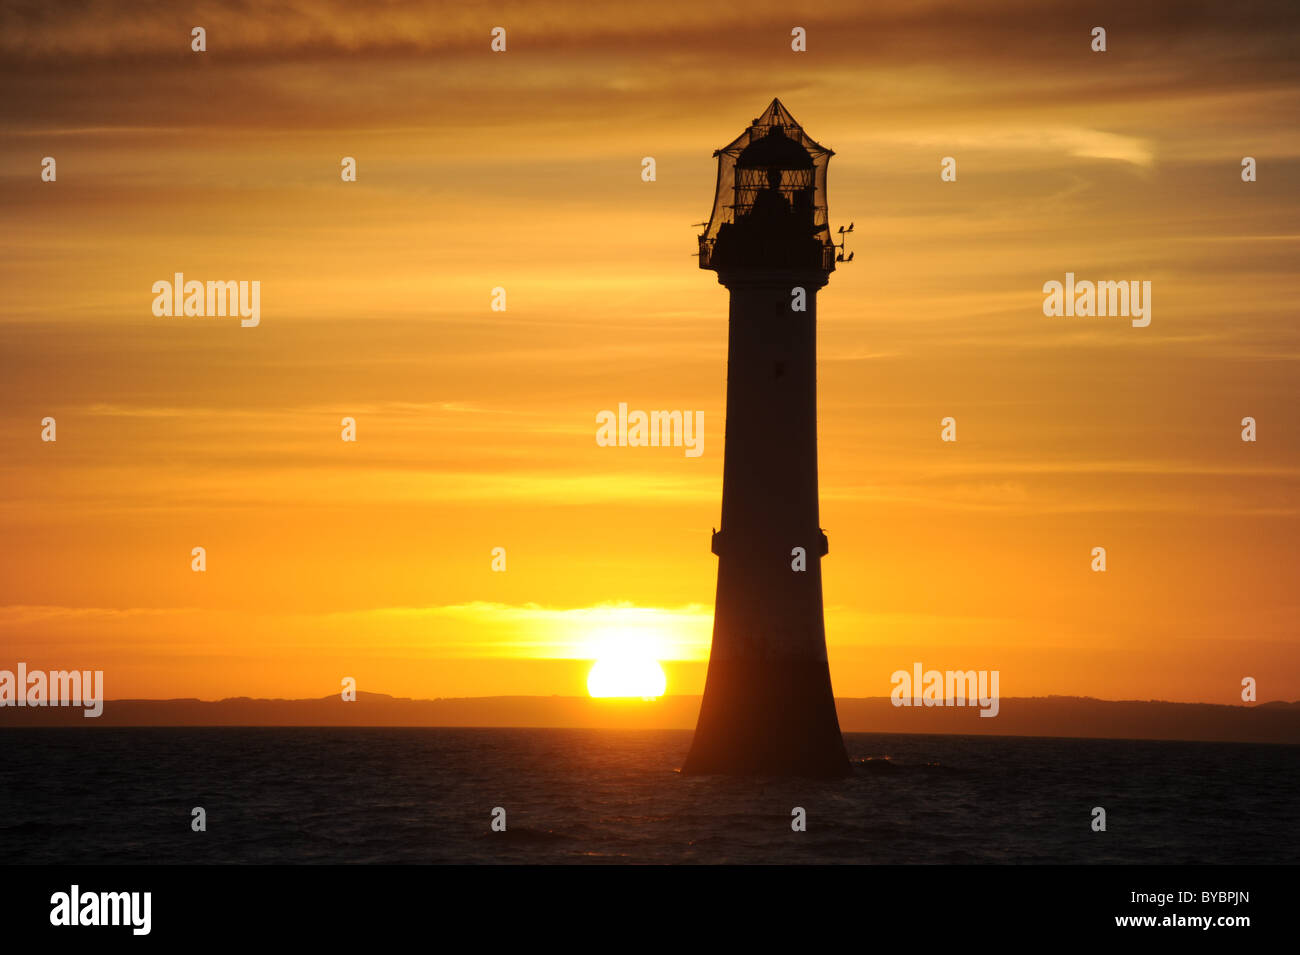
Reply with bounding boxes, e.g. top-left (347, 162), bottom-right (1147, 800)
top-left (683, 99), bottom-right (851, 777)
